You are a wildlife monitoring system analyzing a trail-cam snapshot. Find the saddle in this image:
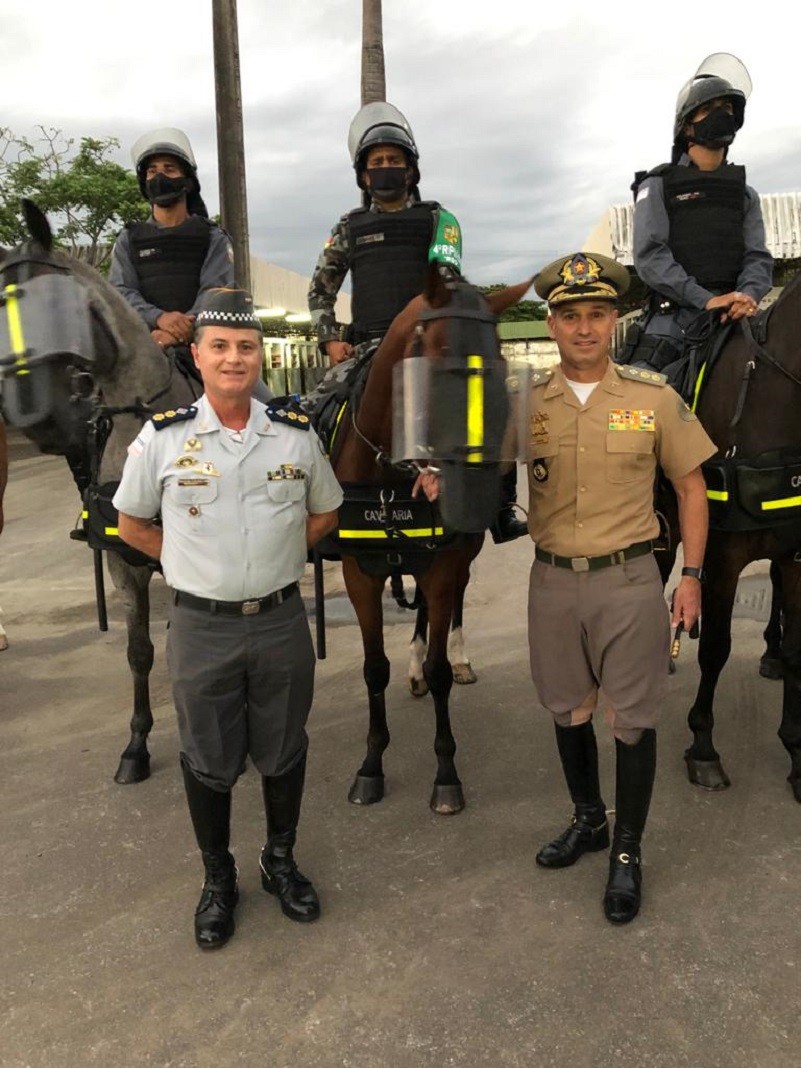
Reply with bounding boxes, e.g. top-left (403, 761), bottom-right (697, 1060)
top-left (300, 348), bottom-right (374, 457)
